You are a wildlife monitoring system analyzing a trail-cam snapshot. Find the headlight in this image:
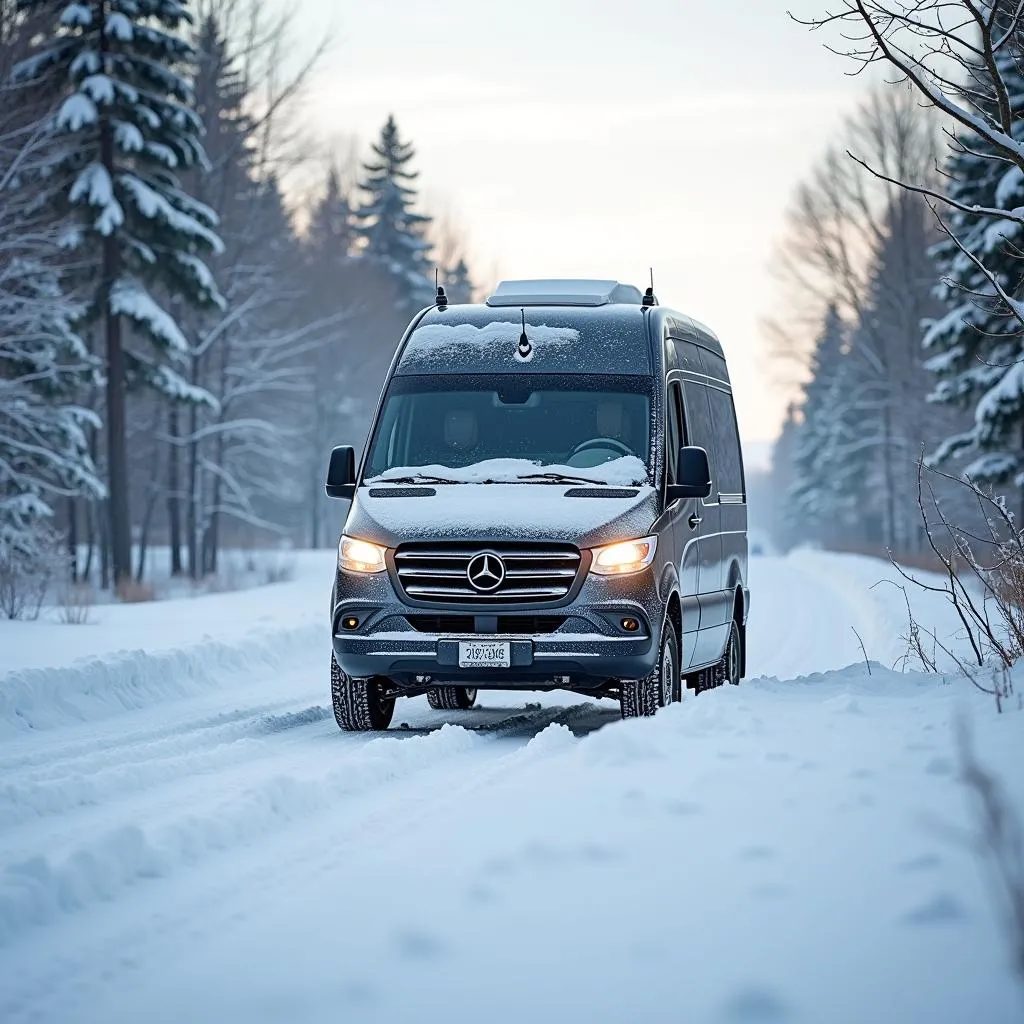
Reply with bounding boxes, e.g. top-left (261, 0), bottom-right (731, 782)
top-left (590, 536), bottom-right (658, 575)
top-left (338, 535), bottom-right (387, 573)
